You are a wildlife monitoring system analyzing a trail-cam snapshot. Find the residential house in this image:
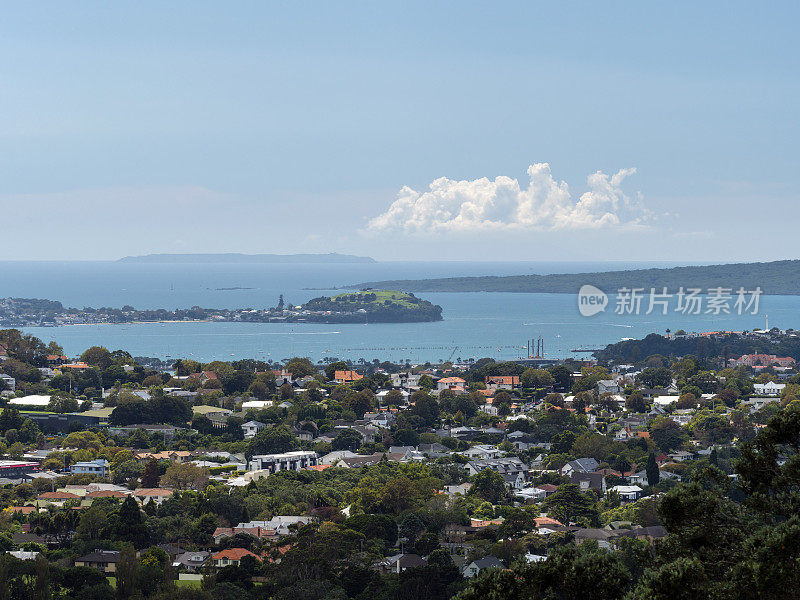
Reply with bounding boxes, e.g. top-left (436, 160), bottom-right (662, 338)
top-left (570, 472), bottom-right (607, 493)
top-left (173, 551), bottom-right (210, 572)
top-left (390, 372), bottom-right (421, 390)
top-left (70, 459), bottom-right (110, 477)
top-left (628, 470), bottom-right (681, 486)
top-left (742, 397), bottom-right (779, 412)
top-left (36, 491), bottom-right (81, 506)
top-left (465, 457), bottom-right (529, 481)
top-left (0, 374), bottom-right (15, 392)
top-left (559, 458), bottom-right (599, 477)
top-left (444, 483), bottom-right (472, 496)
top-left (462, 444), bottom-right (503, 460)
top-left (377, 554), bottom-right (426, 574)
top-left (212, 526), bottom-right (276, 545)
top-left (133, 488), bottom-right (174, 506)
top-left (75, 550), bottom-right (120, 573)
top-left (753, 382), bottom-right (786, 396)
top-left (484, 375), bottom-right (520, 390)
top-left (241, 420), bottom-right (266, 439)
top-left (248, 450), bottom-right (318, 473)
top-left (611, 485), bottom-right (643, 502)
top-left (273, 370), bottom-right (293, 387)
top-left (668, 450), bottom-right (695, 462)
top-left (211, 548), bottom-right (261, 569)
top-left (463, 556), bottom-right (504, 578)
top-left (597, 380), bottom-right (622, 394)
top-left (319, 450), bottom-right (358, 464)
top-left (436, 377), bottom-right (466, 393)
top-left (134, 450), bottom-right (193, 463)
top-left (334, 370), bottom-right (363, 384)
